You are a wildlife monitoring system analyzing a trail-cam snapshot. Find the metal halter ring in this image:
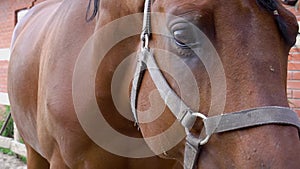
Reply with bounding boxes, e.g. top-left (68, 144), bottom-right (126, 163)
top-left (191, 112), bottom-right (211, 146)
